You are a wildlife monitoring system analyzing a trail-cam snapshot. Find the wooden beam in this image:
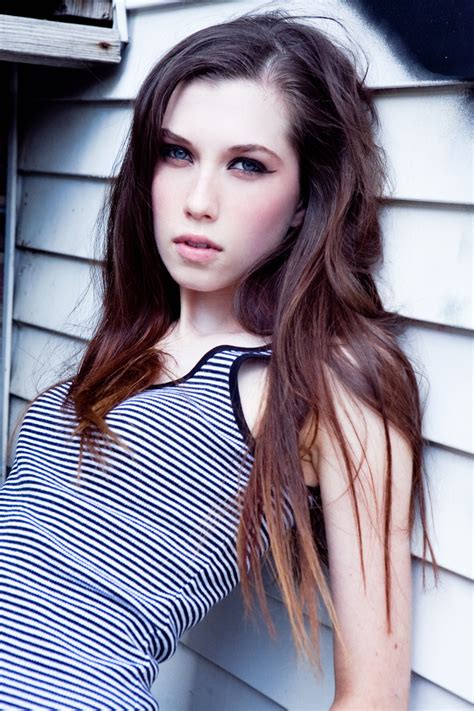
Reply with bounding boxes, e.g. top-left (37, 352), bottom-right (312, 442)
top-left (0, 14), bottom-right (122, 67)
